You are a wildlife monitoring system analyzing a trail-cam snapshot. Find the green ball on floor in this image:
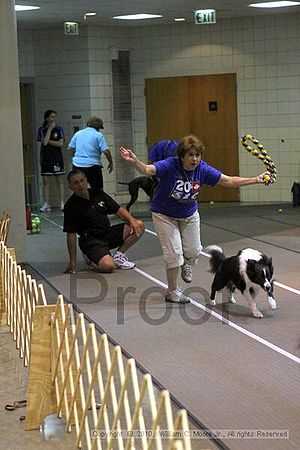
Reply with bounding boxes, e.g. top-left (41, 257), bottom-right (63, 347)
top-left (31, 215), bottom-right (41, 233)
